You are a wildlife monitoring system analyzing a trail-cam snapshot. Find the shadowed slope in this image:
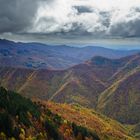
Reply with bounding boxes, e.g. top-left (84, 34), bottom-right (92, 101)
top-left (97, 68), bottom-right (140, 124)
